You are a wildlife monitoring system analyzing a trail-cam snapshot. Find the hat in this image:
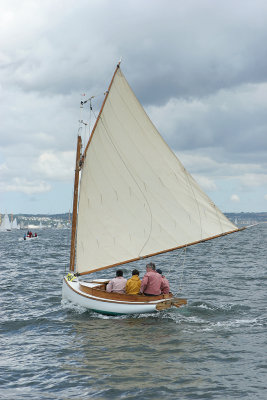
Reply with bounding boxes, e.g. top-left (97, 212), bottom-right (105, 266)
top-left (156, 268), bottom-right (162, 275)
